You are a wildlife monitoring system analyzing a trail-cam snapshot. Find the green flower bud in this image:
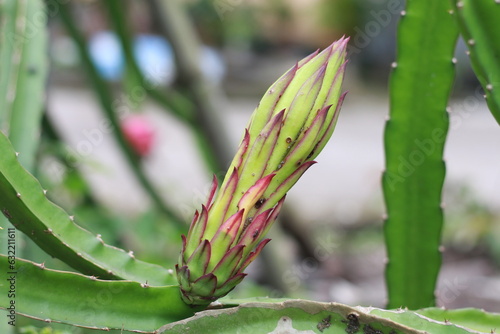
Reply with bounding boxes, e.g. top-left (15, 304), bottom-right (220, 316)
top-left (176, 37), bottom-right (349, 306)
